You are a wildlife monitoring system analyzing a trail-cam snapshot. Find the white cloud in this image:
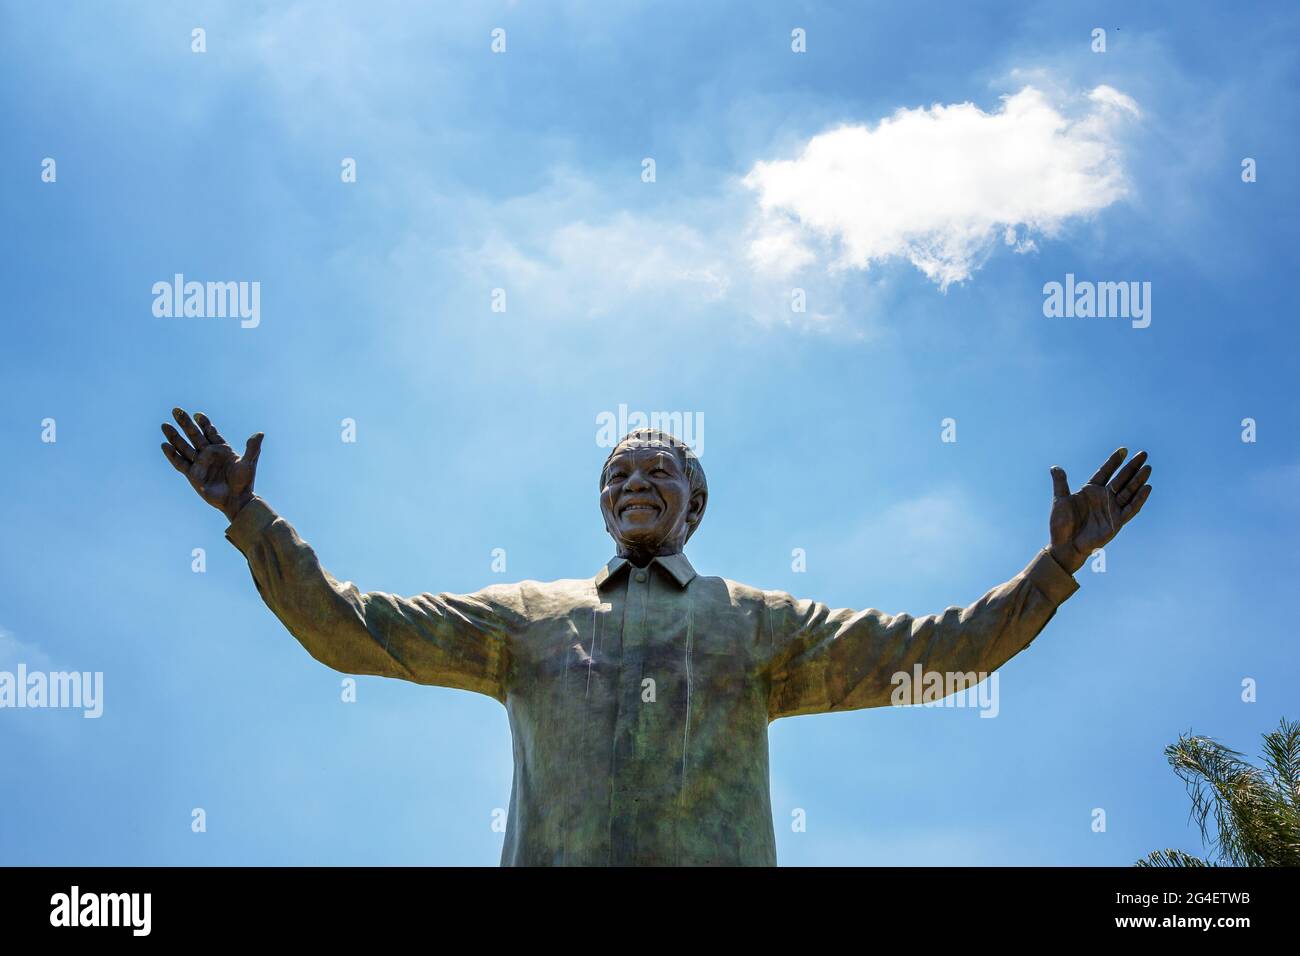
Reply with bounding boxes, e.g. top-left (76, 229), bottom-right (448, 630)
top-left (434, 175), bottom-right (876, 332)
top-left (395, 81), bottom-right (1139, 333)
top-left (743, 85), bottom-right (1140, 289)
